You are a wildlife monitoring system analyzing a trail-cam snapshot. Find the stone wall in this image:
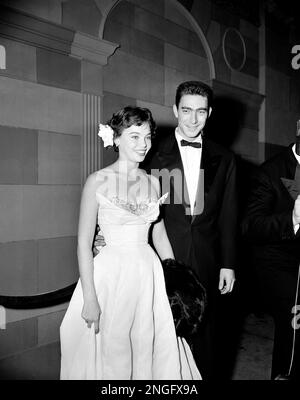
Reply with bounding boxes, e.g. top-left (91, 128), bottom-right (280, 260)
top-left (1, 0), bottom-right (298, 379)
top-left (0, 0), bottom-right (111, 378)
